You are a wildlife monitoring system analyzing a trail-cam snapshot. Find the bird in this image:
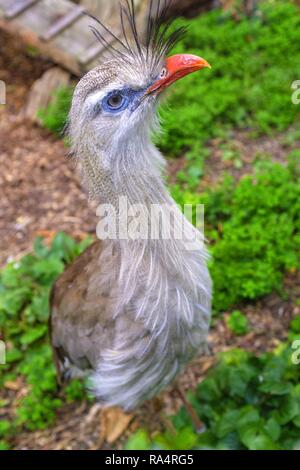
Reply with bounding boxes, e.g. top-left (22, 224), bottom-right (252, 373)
top-left (50, 0), bottom-right (212, 414)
